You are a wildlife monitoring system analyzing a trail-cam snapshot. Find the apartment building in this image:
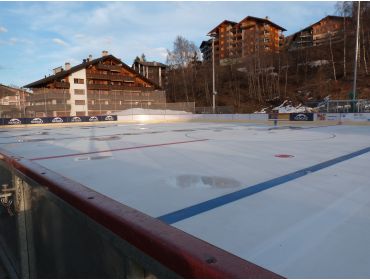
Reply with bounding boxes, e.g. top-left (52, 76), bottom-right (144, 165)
top-left (200, 40), bottom-right (212, 61)
top-left (0, 84), bottom-right (28, 117)
top-left (288, 16), bottom-right (350, 50)
top-left (132, 58), bottom-right (167, 88)
top-left (24, 51), bottom-right (165, 117)
top-left (201, 16), bottom-right (286, 65)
